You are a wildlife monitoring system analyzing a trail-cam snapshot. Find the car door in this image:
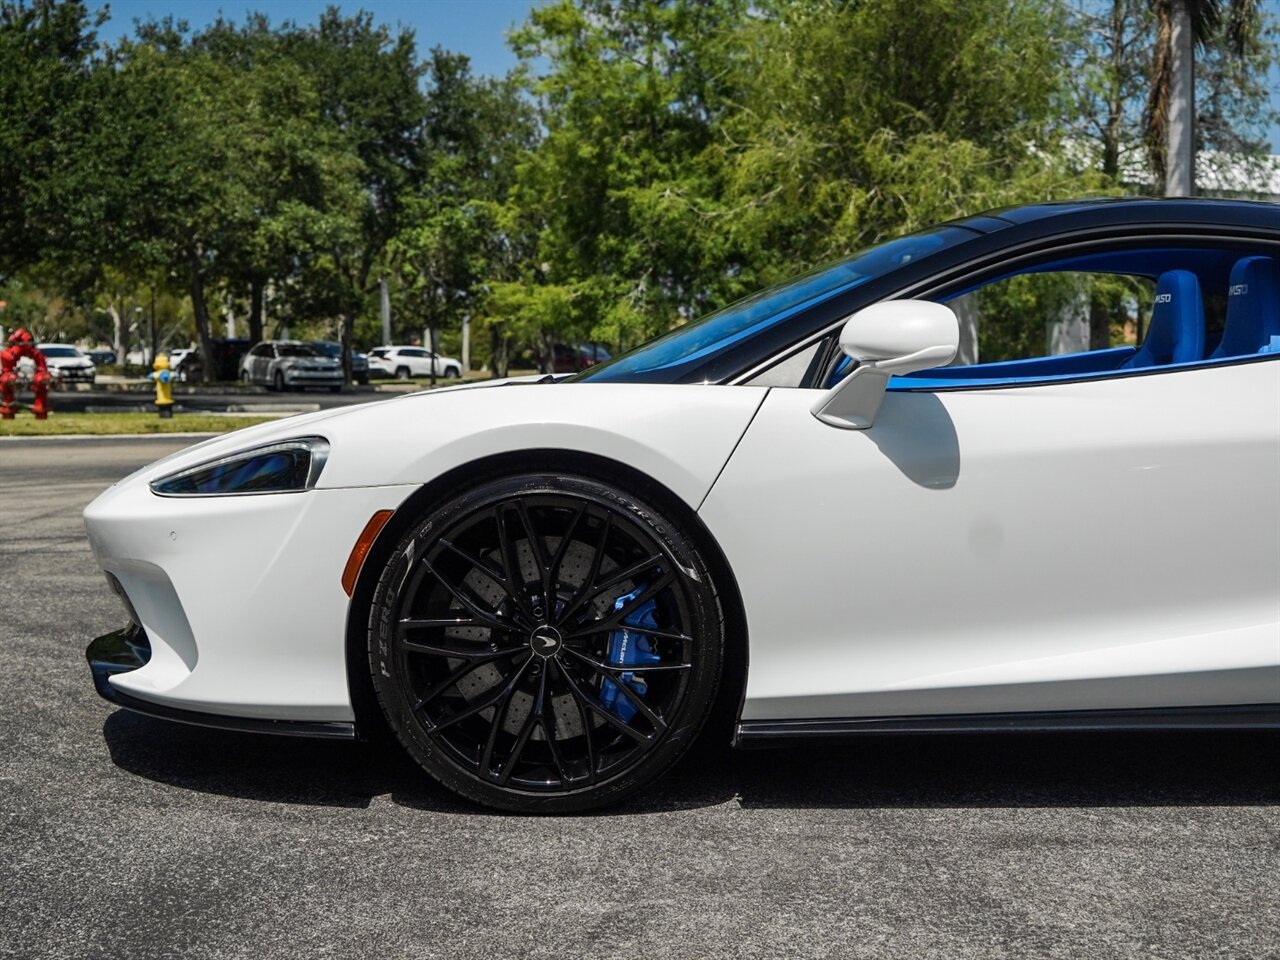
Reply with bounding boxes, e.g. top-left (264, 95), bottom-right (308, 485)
top-left (701, 353), bottom-right (1280, 723)
top-left (249, 343), bottom-right (270, 383)
top-left (405, 348), bottom-right (431, 376)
